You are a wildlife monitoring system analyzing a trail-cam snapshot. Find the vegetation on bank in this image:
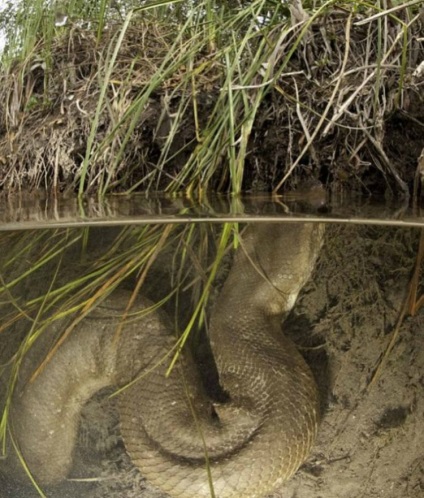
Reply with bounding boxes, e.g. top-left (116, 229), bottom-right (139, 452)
top-left (0, 0), bottom-right (422, 196)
